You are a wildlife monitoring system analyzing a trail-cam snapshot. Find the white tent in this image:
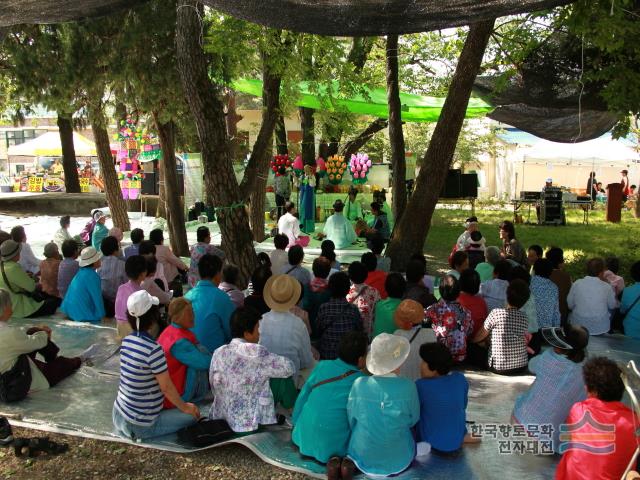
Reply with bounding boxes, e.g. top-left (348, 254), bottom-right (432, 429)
top-left (521, 136), bottom-right (638, 166)
top-left (8, 131), bottom-right (97, 157)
